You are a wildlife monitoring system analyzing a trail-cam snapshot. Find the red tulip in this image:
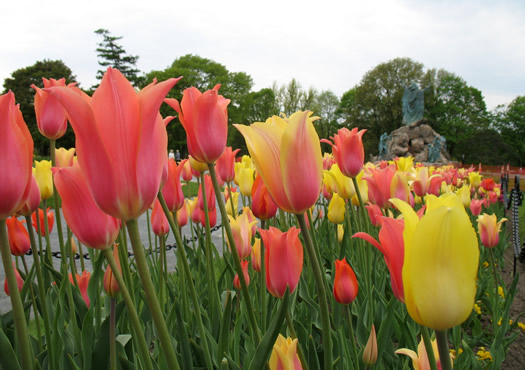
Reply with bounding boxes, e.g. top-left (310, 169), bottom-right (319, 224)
top-left (17, 176), bottom-right (41, 217)
top-left (165, 85), bottom-right (230, 163)
top-left (6, 216), bottom-right (30, 256)
top-left (162, 158), bottom-right (188, 212)
top-left (4, 263), bottom-right (24, 296)
top-left (0, 92), bottom-right (33, 220)
top-left (481, 178), bottom-right (495, 192)
top-left (47, 68), bottom-right (181, 220)
top-left (363, 165), bottom-right (396, 209)
top-left (31, 78), bottom-right (75, 140)
top-left (53, 166), bottom-right (120, 249)
top-left (259, 227), bottom-right (303, 298)
top-left (151, 198), bottom-right (170, 237)
top-left (216, 147), bottom-right (240, 183)
top-left (251, 175), bottom-right (278, 221)
top-left (333, 258), bottom-right (359, 304)
top-left (70, 271), bottom-right (91, 308)
top-left (32, 208), bottom-right (54, 237)
top-left (322, 127), bottom-right (366, 178)
top-left (233, 260), bottom-right (250, 290)
top-left (104, 244), bottom-right (122, 297)
top-left (353, 217), bottom-right (405, 302)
